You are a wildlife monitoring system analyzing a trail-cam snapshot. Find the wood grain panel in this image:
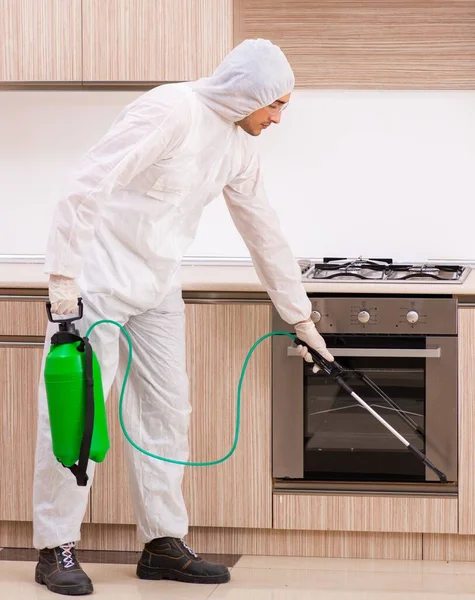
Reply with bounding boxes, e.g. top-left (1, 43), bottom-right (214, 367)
top-left (90, 388), bottom-right (136, 524)
top-left (0, 0), bottom-right (82, 82)
top-left (79, 523), bottom-right (140, 551)
top-left (0, 521), bottom-right (33, 548)
top-left (82, 0), bottom-right (233, 81)
top-left (423, 534), bottom-right (475, 561)
top-left (0, 347), bottom-right (44, 520)
top-left (75, 523), bottom-right (421, 558)
top-left (273, 494), bottom-right (458, 534)
top-left (0, 521), bottom-right (421, 559)
top-left (187, 526), bottom-right (422, 560)
top-left (234, 1), bottom-right (475, 89)
top-left (457, 307), bottom-right (475, 534)
top-left (183, 303), bottom-right (272, 528)
top-left (0, 300), bottom-right (48, 336)
top-left (0, 521), bottom-right (104, 550)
